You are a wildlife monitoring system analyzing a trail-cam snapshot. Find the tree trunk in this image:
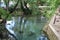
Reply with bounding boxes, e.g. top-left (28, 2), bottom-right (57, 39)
top-left (9, 0), bottom-right (20, 13)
